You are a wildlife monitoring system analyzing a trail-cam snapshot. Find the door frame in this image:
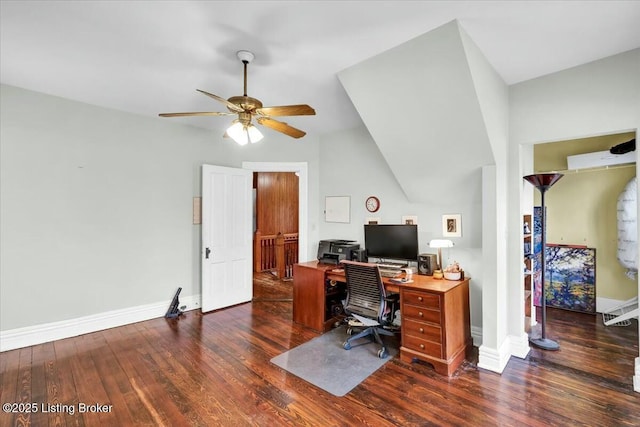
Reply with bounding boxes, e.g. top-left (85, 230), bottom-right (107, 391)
top-left (242, 162), bottom-right (308, 263)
